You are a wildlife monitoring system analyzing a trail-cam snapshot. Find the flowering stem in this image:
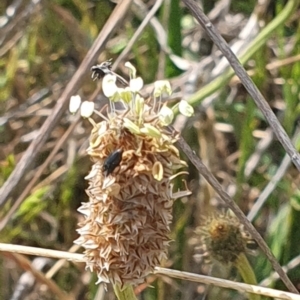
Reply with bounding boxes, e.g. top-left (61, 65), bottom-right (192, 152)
top-left (113, 284), bottom-right (138, 300)
top-left (235, 253), bottom-right (260, 300)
